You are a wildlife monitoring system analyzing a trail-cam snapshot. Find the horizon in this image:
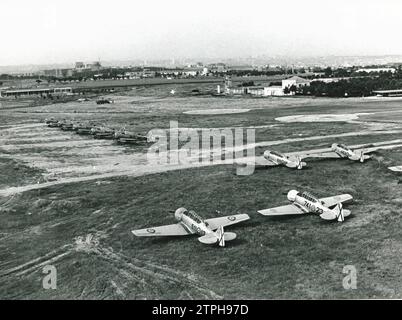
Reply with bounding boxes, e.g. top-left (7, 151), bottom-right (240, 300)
top-left (1, 0), bottom-right (402, 67)
top-left (2, 53), bottom-right (402, 67)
